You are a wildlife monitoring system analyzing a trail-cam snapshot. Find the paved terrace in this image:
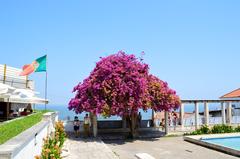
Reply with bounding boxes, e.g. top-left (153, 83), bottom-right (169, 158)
top-left (104, 137), bottom-right (239, 159)
top-left (63, 135), bottom-right (119, 159)
top-left (63, 131), bottom-right (239, 159)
